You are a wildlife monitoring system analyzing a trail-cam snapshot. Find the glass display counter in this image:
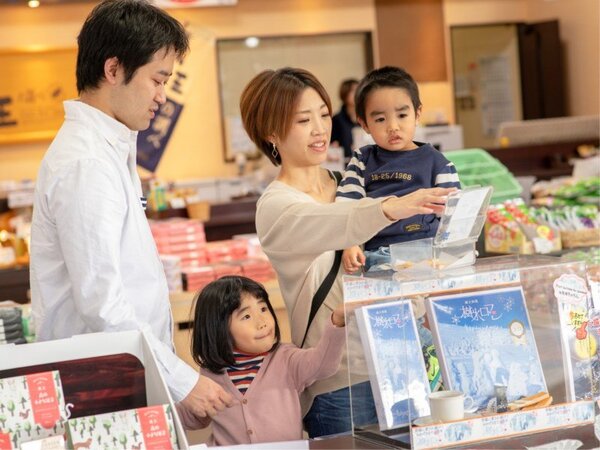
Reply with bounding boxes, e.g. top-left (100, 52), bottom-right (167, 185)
top-left (343, 255), bottom-right (599, 449)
